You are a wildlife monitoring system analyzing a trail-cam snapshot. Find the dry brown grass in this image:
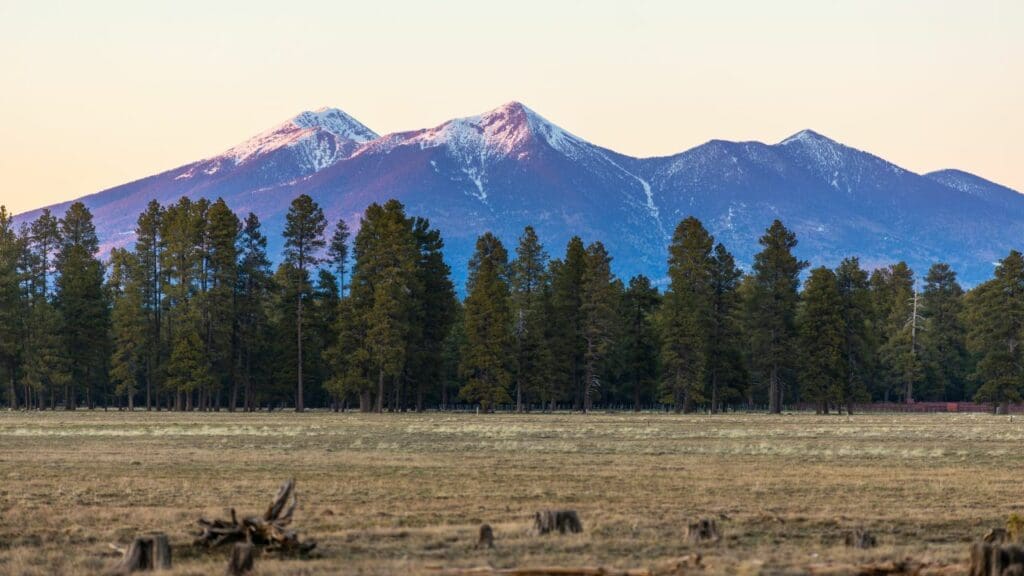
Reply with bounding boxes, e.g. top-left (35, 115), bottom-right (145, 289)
top-left (0, 411), bottom-right (1020, 575)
